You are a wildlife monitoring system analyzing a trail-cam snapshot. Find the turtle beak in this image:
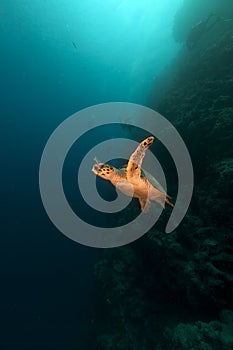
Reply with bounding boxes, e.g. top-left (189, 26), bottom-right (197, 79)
top-left (92, 162), bottom-right (104, 174)
top-left (92, 157), bottom-right (100, 174)
top-left (92, 164), bottom-right (99, 174)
